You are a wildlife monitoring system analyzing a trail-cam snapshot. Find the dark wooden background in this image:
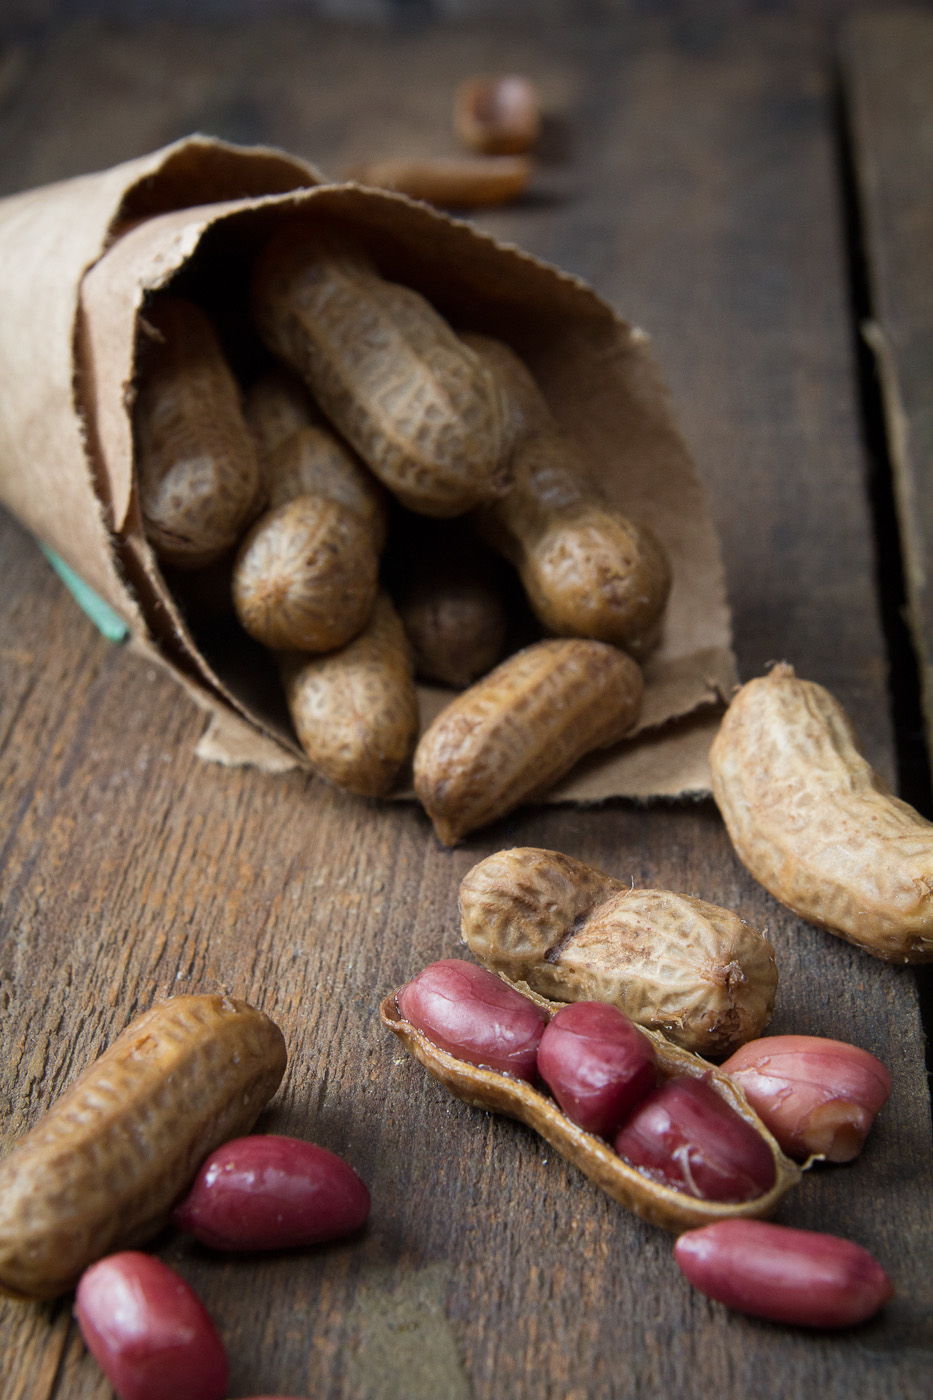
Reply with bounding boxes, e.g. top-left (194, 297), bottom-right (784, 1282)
top-left (1, 4), bottom-right (931, 1398)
